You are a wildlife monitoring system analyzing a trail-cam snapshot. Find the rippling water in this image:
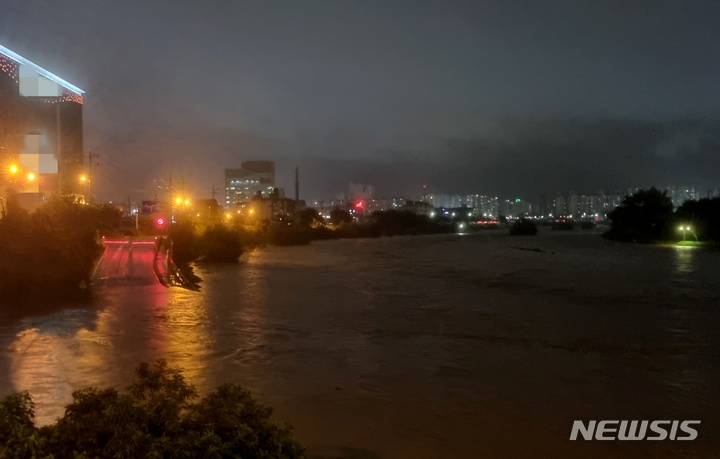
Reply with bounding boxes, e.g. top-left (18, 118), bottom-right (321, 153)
top-left (1, 231), bottom-right (719, 458)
